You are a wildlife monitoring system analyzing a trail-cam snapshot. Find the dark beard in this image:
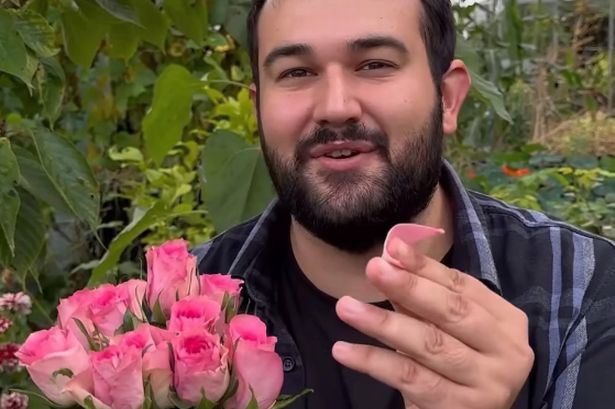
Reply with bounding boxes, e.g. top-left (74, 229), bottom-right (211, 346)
top-left (259, 104), bottom-right (443, 254)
